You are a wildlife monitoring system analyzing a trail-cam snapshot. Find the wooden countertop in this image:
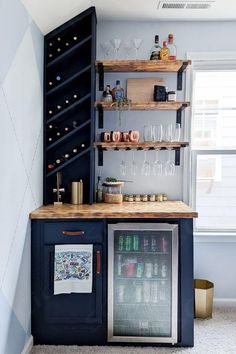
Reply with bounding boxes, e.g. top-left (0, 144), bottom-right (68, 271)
top-left (30, 201), bottom-right (198, 219)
